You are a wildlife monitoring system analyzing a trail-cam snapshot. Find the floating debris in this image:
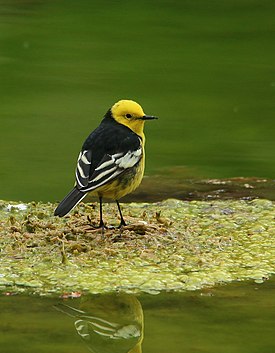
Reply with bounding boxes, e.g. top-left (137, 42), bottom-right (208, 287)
top-left (5, 203), bottom-right (28, 212)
